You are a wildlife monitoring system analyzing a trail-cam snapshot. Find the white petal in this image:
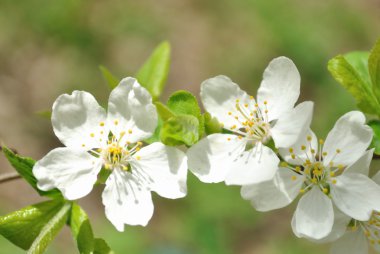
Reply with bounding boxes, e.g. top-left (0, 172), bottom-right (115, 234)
top-left (344, 149), bottom-right (374, 176)
top-left (278, 129), bottom-right (318, 165)
top-left (240, 168), bottom-right (303, 211)
top-left (271, 101), bottom-right (313, 148)
top-left (372, 171), bottom-right (380, 185)
top-left (33, 147), bottom-right (102, 200)
top-left (130, 142), bottom-right (187, 199)
top-left (102, 168), bottom-right (154, 231)
top-left (52, 91), bottom-right (108, 149)
top-left (200, 75), bottom-right (255, 131)
top-left (330, 229), bottom-right (368, 254)
top-left (107, 77), bottom-right (157, 144)
top-left (187, 133), bottom-right (246, 183)
top-left (225, 144), bottom-right (280, 186)
top-left (331, 173), bottom-right (380, 221)
top-left (294, 186), bottom-right (334, 240)
top-left (257, 57), bottom-right (301, 122)
top-left (323, 111), bottom-right (373, 167)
